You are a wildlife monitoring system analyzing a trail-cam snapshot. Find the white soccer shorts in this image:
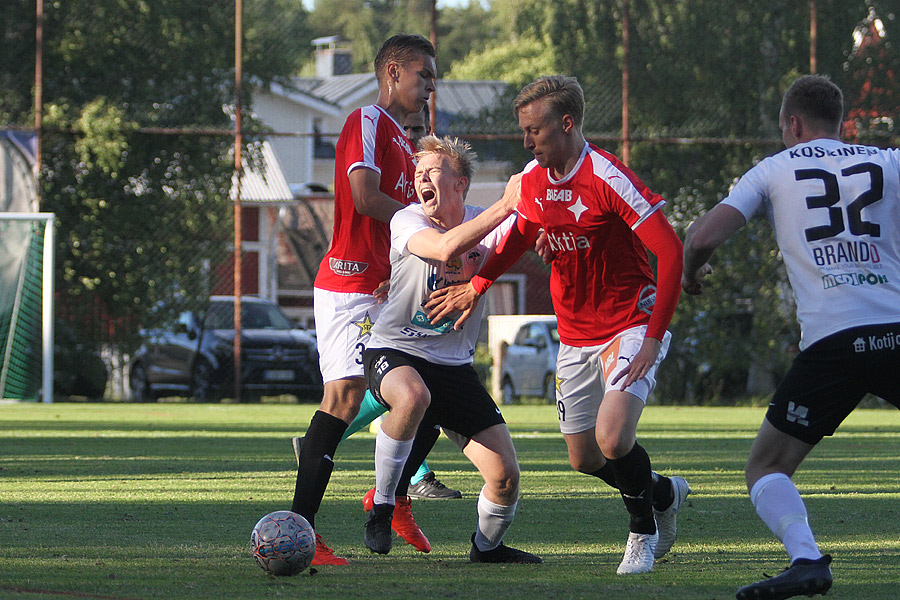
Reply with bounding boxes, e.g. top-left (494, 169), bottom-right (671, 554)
top-left (313, 288), bottom-right (381, 383)
top-left (555, 325), bottom-right (672, 435)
